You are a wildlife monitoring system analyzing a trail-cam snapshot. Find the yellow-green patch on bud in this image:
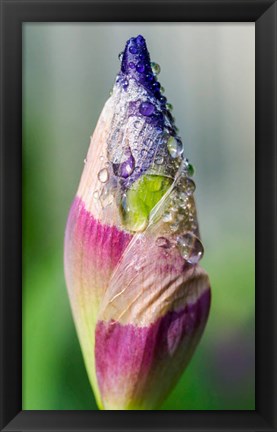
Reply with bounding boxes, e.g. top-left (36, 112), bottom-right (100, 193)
top-left (120, 174), bottom-right (173, 232)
